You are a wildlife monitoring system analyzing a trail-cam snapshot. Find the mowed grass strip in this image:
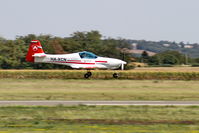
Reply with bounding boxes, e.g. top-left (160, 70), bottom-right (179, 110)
top-left (0, 106), bottom-right (199, 132)
top-left (0, 79), bottom-right (199, 100)
top-left (134, 67), bottom-right (199, 72)
top-left (1, 69), bottom-right (199, 79)
top-left (1, 105), bottom-right (199, 121)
